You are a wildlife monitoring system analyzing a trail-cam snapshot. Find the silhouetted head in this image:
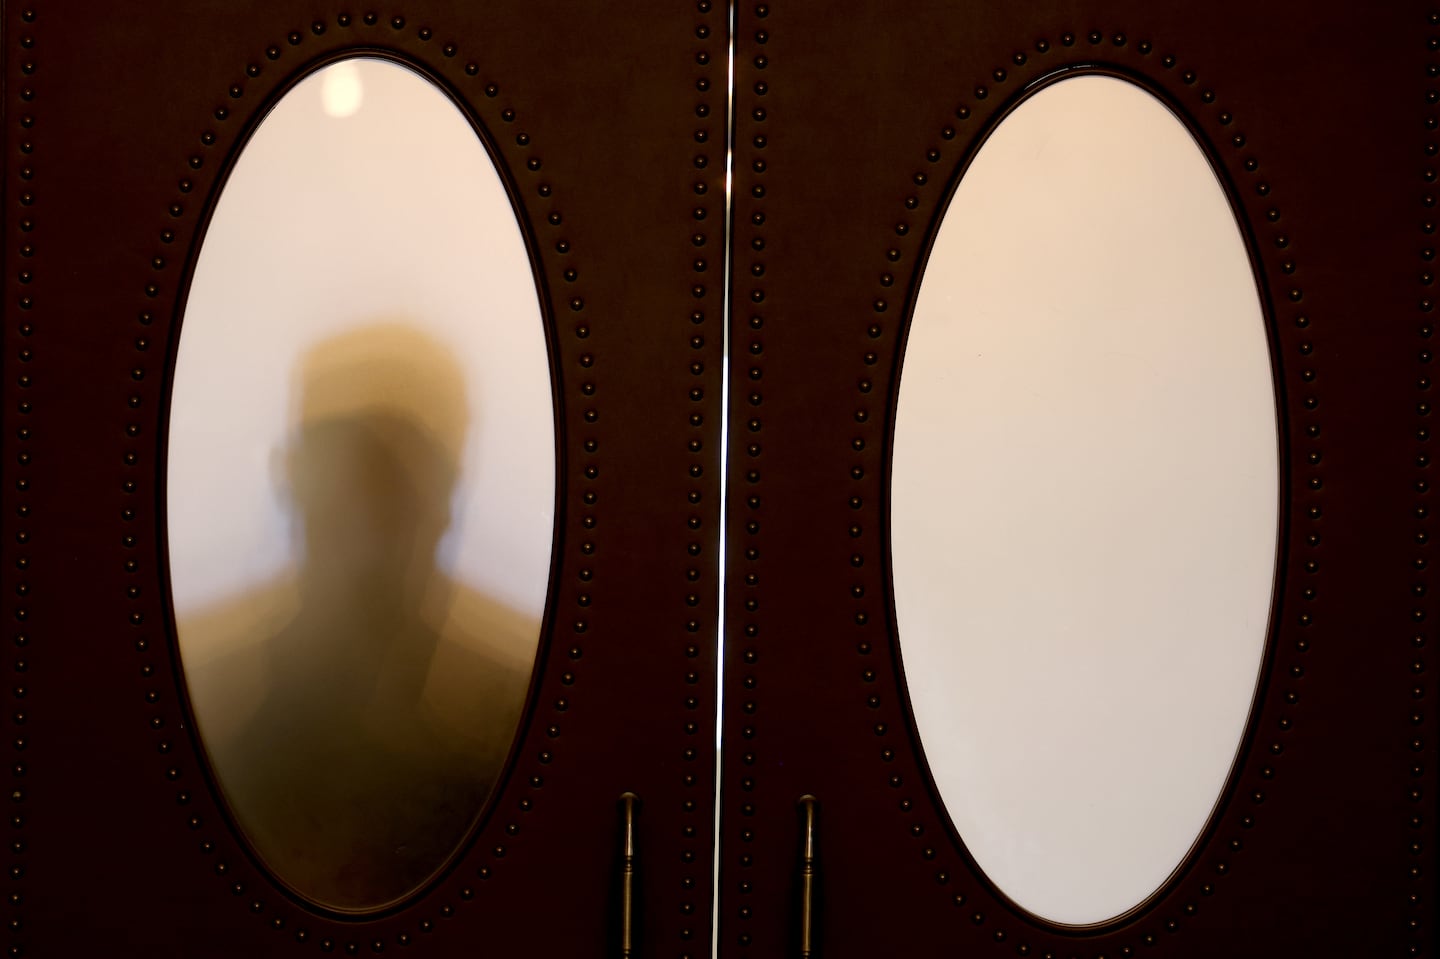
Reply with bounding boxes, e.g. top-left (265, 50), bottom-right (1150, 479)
top-left (283, 323), bottom-right (468, 611)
